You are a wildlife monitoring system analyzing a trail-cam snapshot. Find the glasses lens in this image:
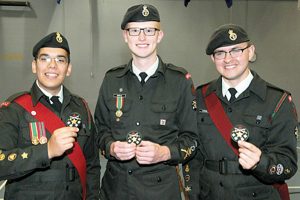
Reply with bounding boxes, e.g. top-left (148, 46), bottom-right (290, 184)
top-left (230, 49), bottom-right (243, 58)
top-left (143, 28), bottom-right (156, 36)
top-left (38, 55), bottom-right (67, 65)
top-left (213, 52), bottom-right (225, 60)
